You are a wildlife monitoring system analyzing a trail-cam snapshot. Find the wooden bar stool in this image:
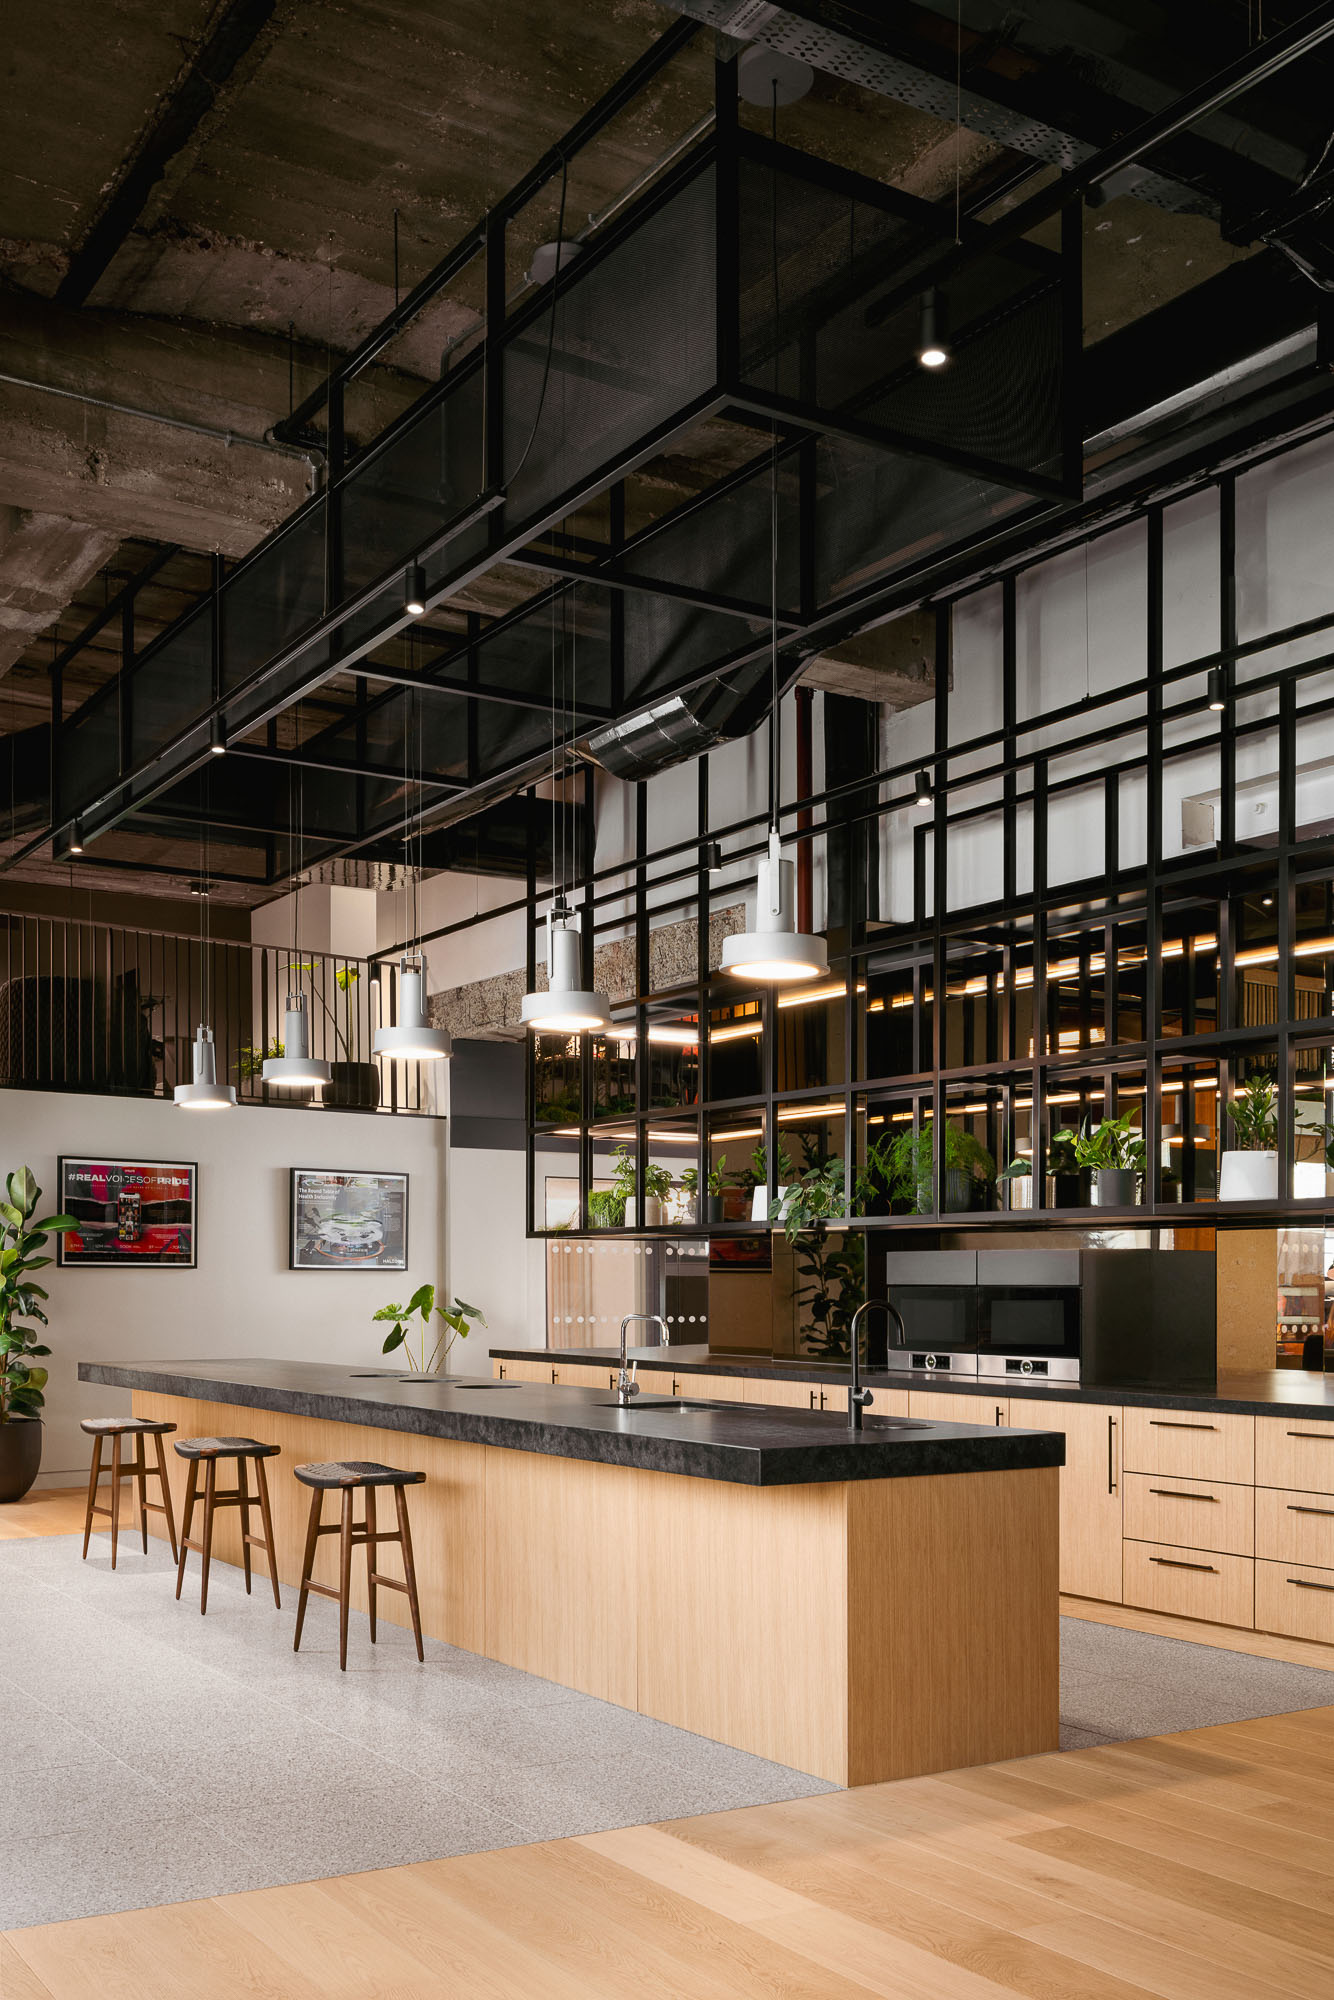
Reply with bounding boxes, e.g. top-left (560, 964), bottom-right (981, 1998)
top-left (292, 1461), bottom-right (425, 1671)
top-left (80, 1417), bottom-right (178, 1567)
top-left (173, 1437), bottom-right (282, 1615)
